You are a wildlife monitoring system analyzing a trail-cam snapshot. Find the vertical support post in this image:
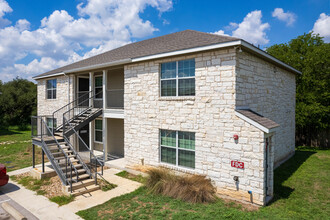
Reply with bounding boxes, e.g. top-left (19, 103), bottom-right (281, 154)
top-left (89, 72), bottom-right (94, 152)
top-left (102, 70), bottom-right (108, 161)
top-left (42, 149), bottom-right (45, 173)
top-left (103, 70), bottom-right (107, 109)
top-left (103, 118), bottom-right (108, 162)
top-left (32, 144), bottom-right (35, 168)
top-left (89, 72), bottom-right (94, 107)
